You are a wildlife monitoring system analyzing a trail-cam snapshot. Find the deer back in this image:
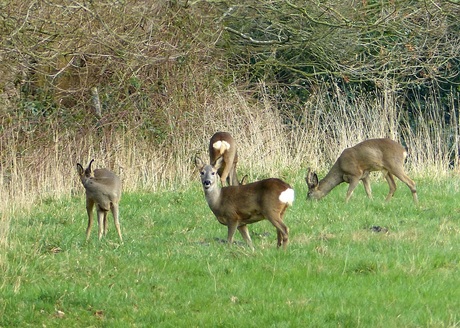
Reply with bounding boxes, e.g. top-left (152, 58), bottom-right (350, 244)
top-left (77, 162), bottom-right (121, 205)
top-left (216, 179), bottom-right (293, 217)
top-left (209, 132), bottom-right (237, 164)
top-left (196, 156), bottom-right (293, 223)
top-left (338, 138), bottom-right (407, 173)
